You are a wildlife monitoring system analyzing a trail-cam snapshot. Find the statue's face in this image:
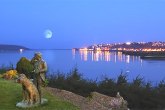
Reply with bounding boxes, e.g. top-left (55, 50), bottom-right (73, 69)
top-left (16, 74), bottom-right (26, 83)
top-left (34, 55), bottom-right (42, 61)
